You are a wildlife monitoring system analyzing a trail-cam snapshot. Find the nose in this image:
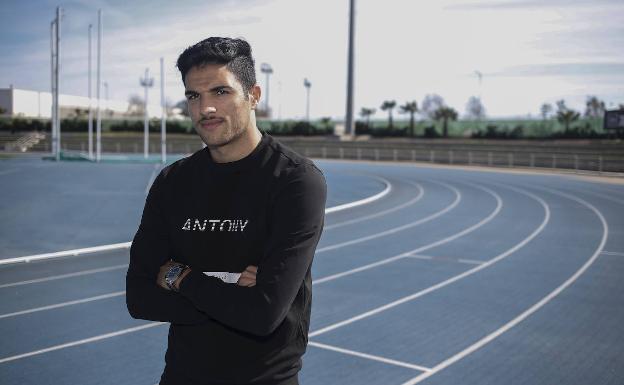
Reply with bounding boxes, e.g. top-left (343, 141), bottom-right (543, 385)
top-left (199, 98), bottom-right (217, 116)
